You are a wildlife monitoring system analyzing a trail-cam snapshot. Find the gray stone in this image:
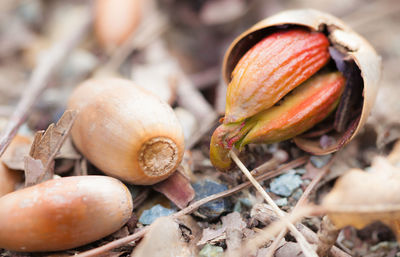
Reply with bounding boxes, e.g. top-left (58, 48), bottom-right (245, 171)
top-left (138, 204), bottom-right (176, 225)
top-left (270, 171), bottom-right (303, 197)
top-left (192, 179), bottom-right (229, 219)
top-left (274, 198), bottom-right (288, 206)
